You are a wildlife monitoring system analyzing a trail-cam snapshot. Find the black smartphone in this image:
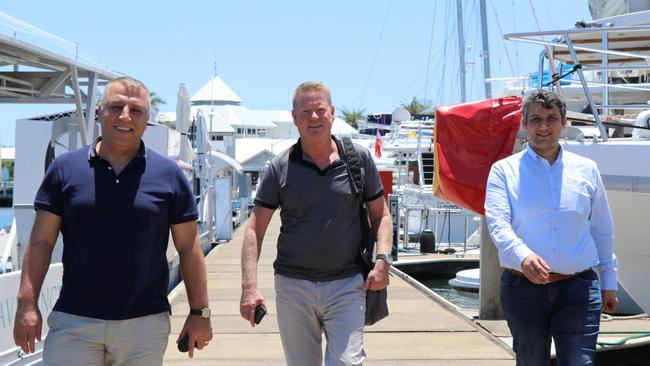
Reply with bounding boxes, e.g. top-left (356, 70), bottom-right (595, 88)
top-left (254, 304), bottom-right (267, 324)
top-left (177, 335), bottom-right (197, 353)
